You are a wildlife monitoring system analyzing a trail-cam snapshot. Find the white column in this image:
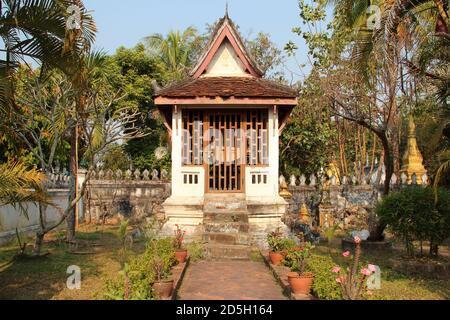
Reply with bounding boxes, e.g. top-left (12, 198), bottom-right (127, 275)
top-left (268, 106), bottom-right (280, 195)
top-left (171, 106), bottom-right (183, 197)
top-left (77, 169), bottom-right (88, 222)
